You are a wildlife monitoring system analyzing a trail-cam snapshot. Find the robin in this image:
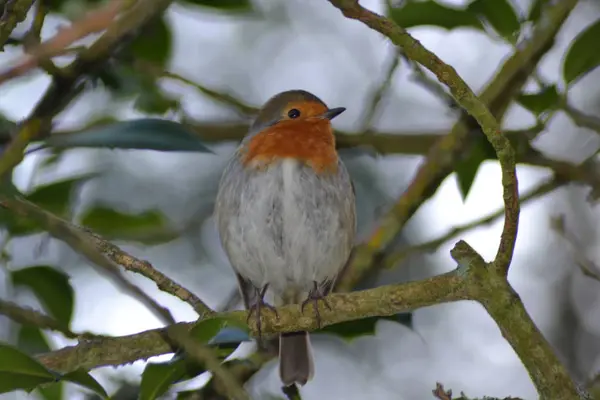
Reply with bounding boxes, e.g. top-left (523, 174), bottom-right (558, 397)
top-left (215, 90), bottom-right (356, 387)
